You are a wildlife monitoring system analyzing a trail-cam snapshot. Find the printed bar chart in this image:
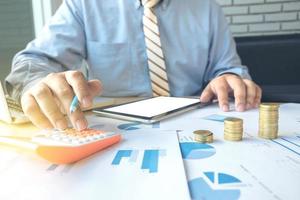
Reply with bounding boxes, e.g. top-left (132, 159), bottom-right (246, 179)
top-left (112, 149), bottom-right (166, 173)
top-left (112, 150), bottom-right (132, 165)
top-left (141, 150), bottom-right (160, 173)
